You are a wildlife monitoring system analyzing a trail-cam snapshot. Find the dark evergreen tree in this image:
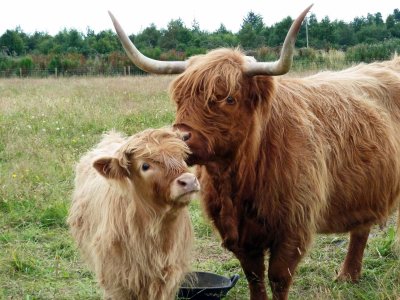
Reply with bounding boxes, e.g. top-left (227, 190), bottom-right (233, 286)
top-left (268, 16), bottom-right (293, 47)
top-left (135, 24), bottom-right (161, 49)
top-left (238, 11), bottom-right (265, 49)
top-left (159, 19), bottom-right (191, 51)
top-left (0, 28), bottom-right (26, 55)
